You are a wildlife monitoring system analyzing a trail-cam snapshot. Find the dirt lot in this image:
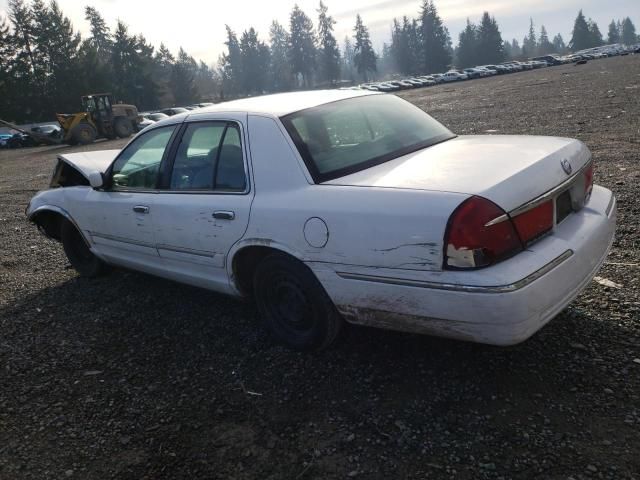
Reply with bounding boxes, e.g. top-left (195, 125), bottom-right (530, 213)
top-left (1, 55), bottom-right (639, 479)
